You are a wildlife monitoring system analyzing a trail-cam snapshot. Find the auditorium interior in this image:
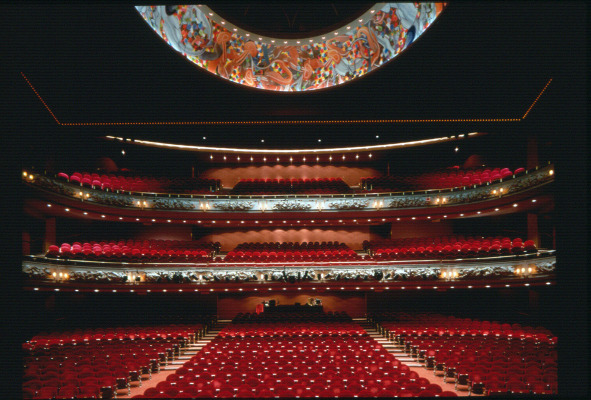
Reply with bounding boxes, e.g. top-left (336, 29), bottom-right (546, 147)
top-left (11, 2), bottom-right (587, 398)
